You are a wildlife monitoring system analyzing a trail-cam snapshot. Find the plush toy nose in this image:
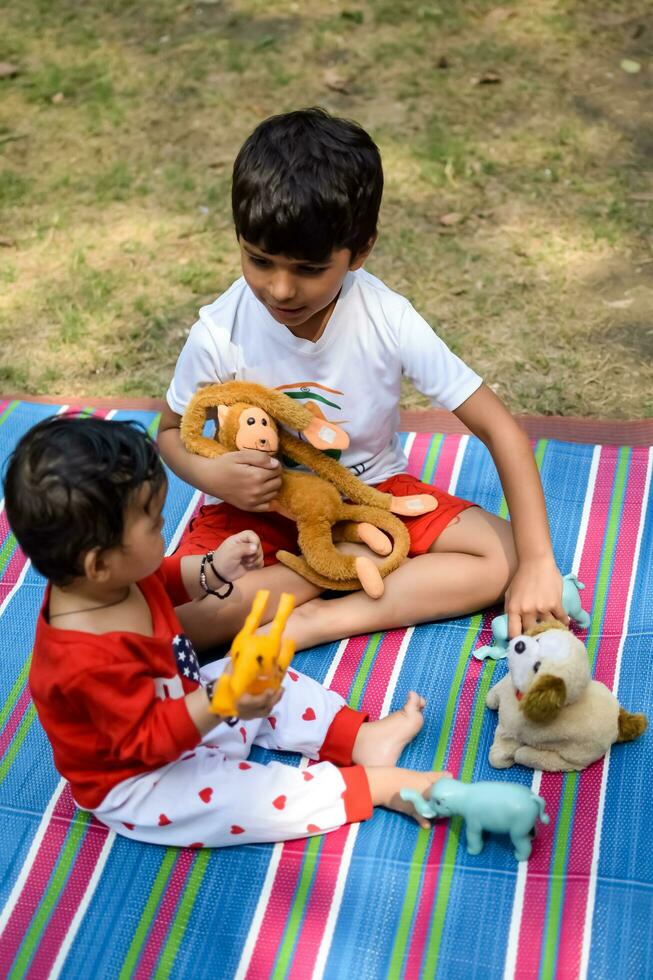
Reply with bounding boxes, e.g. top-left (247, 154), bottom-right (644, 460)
top-left (514, 640), bottom-right (526, 654)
